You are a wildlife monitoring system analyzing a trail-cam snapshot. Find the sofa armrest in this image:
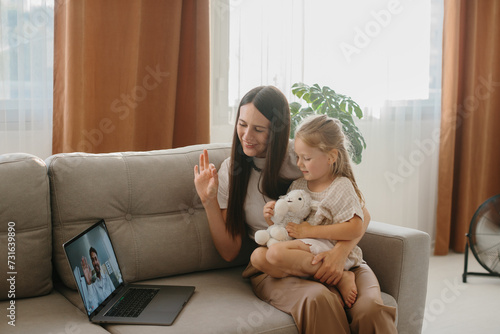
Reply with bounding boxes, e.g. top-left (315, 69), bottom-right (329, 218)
top-left (358, 221), bottom-right (430, 334)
